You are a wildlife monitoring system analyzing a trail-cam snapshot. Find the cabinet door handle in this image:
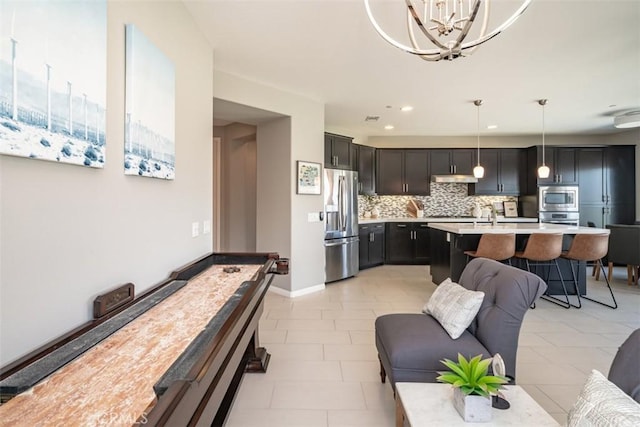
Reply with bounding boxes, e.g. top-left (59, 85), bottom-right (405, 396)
top-left (397, 224), bottom-right (407, 228)
top-left (405, 184), bottom-right (409, 193)
top-left (453, 165), bottom-right (457, 174)
top-left (420, 224), bottom-right (428, 227)
top-left (370, 232), bottom-right (374, 242)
